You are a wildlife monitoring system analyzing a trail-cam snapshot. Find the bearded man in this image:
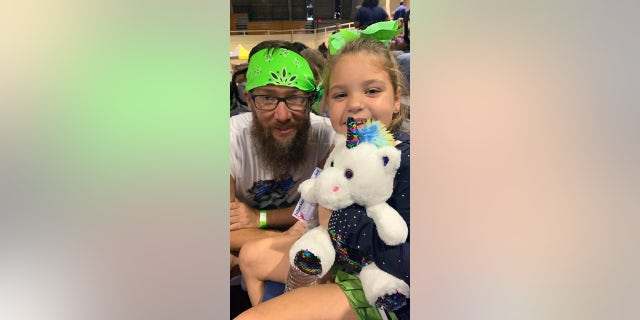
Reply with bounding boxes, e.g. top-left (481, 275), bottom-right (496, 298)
top-left (230, 40), bottom-right (334, 273)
